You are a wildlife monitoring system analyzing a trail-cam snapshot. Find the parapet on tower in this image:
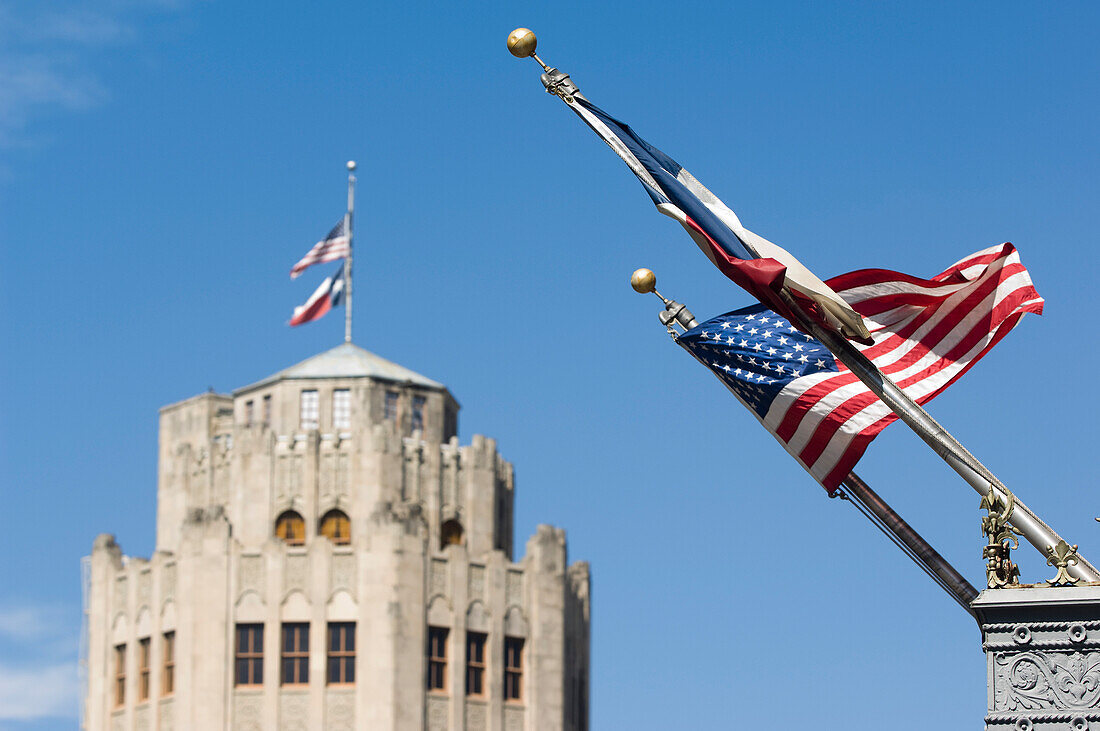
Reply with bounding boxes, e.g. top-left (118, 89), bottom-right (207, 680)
top-left (84, 343), bottom-right (591, 731)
